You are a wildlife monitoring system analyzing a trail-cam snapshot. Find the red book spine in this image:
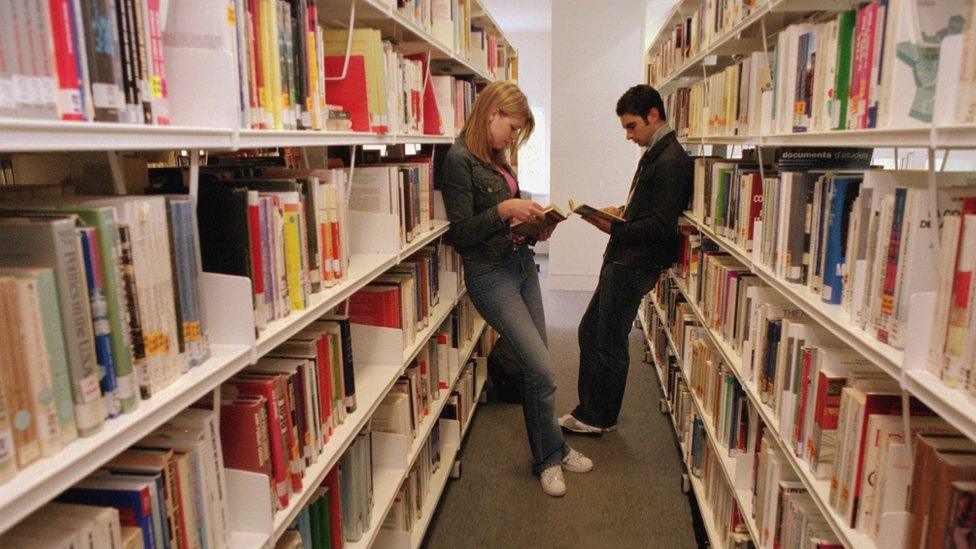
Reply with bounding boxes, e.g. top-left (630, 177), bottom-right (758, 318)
top-left (248, 201), bottom-right (266, 295)
top-left (48, 0), bottom-right (83, 120)
top-left (325, 467), bottom-right (344, 547)
top-left (273, 374), bottom-right (303, 493)
top-left (145, 0), bottom-right (169, 124)
top-left (330, 218), bottom-right (342, 279)
top-left (748, 173), bottom-right (763, 248)
top-left (858, 1), bottom-right (878, 130)
top-left (231, 378), bottom-right (290, 509)
top-left (794, 348), bottom-right (813, 450)
top-left (248, 0), bottom-right (265, 129)
top-left (315, 334), bottom-right (334, 441)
